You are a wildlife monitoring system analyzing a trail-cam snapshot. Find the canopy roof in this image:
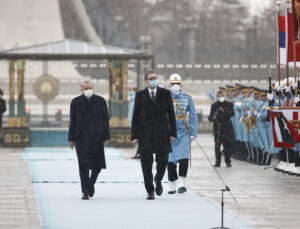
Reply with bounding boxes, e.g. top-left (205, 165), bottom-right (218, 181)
top-left (0, 39), bottom-right (152, 60)
top-left (2, 39), bottom-right (142, 55)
